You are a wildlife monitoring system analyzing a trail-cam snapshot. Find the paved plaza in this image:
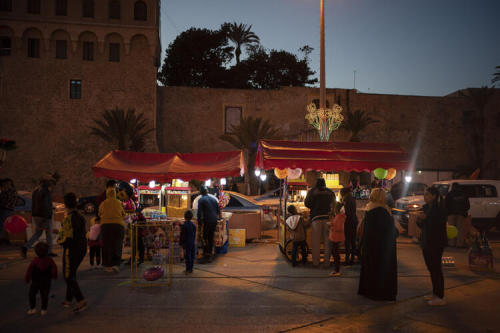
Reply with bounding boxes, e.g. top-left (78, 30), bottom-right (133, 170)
top-left (0, 236), bottom-right (499, 333)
